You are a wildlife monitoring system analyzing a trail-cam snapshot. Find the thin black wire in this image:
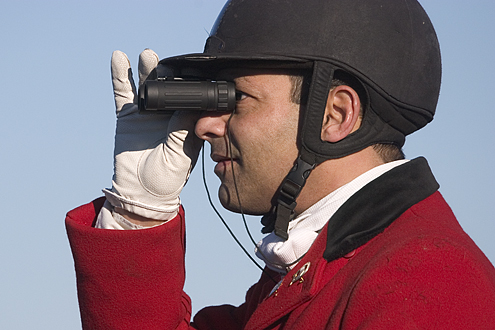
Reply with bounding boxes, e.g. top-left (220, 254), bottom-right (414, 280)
top-left (201, 142), bottom-right (266, 272)
top-left (226, 115), bottom-right (259, 248)
top-left (200, 112), bottom-right (304, 281)
top-left (225, 115), bottom-right (307, 273)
